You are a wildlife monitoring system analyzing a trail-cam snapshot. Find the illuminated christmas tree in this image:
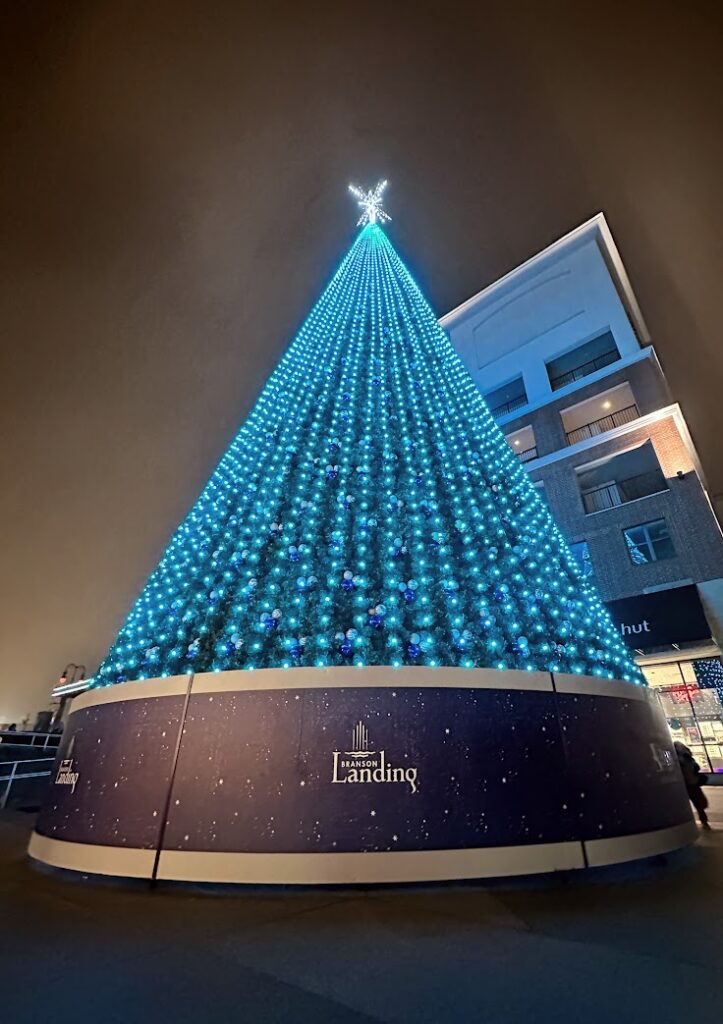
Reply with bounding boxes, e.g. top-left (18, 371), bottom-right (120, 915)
top-left (95, 183), bottom-right (642, 686)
